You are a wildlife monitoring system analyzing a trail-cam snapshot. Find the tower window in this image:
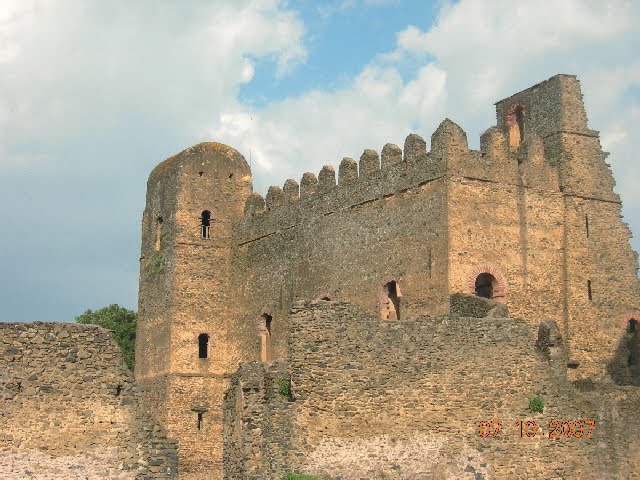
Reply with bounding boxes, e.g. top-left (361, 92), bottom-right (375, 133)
top-left (197, 411), bottom-right (204, 430)
top-left (260, 314), bottom-right (273, 362)
top-left (585, 214), bottom-right (589, 238)
top-left (628, 319), bottom-right (638, 367)
top-left (587, 280), bottom-right (592, 301)
top-left (198, 333), bottom-right (209, 359)
top-left (201, 210), bottom-right (211, 239)
top-left (155, 216), bottom-right (163, 251)
top-left (380, 280), bottom-right (401, 320)
top-left (506, 103), bottom-right (526, 149)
